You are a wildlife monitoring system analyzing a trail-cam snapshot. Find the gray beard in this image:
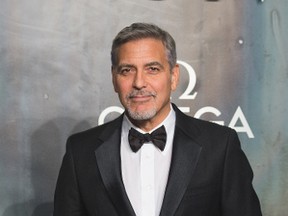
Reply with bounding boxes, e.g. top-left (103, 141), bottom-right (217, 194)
top-left (126, 107), bottom-right (157, 121)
